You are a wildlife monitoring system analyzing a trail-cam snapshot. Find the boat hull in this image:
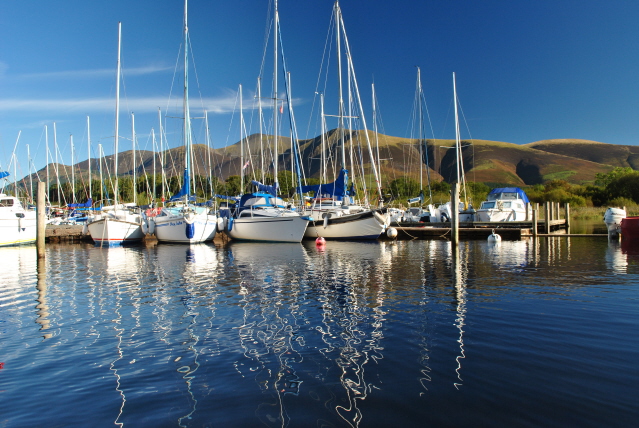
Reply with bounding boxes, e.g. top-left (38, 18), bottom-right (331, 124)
top-left (153, 212), bottom-right (217, 244)
top-left (0, 212), bottom-right (37, 247)
top-left (475, 208), bottom-right (527, 222)
top-left (227, 215), bottom-right (308, 243)
top-left (620, 216), bottom-right (639, 241)
top-left (304, 209), bottom-right (387, 240)
top-left (87, 216), bottom-right (145, 247)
